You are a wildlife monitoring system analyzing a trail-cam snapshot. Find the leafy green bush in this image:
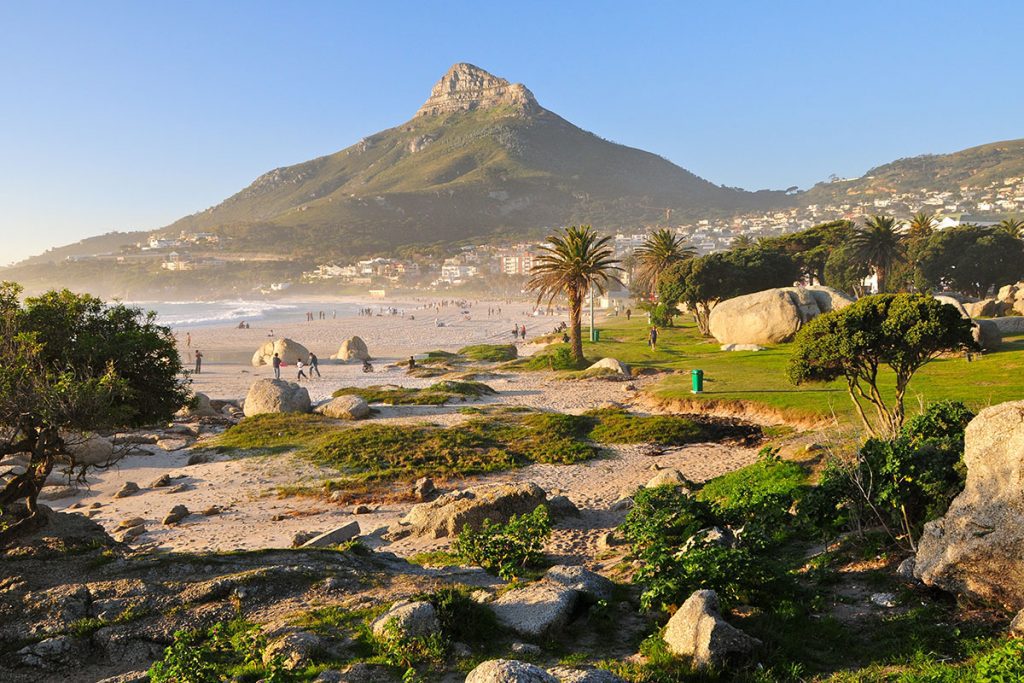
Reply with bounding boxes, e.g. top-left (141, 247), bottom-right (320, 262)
top-left (511, 344), bottom-right (585, 371)
top-left (973, 638), bottom-right (1024, 681)
top-left (149, 619), bottom-right (285, 683)
top-left (332, 380), bottom-right (495, 405)
top-left (453, 505), bottom-right (552, 580)
top-left (585, 407), bottom-right (705, 445)
top-left (819, 401), bottom-right (973, 548)
top-left (457, 344), bottom-right (518, 362)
